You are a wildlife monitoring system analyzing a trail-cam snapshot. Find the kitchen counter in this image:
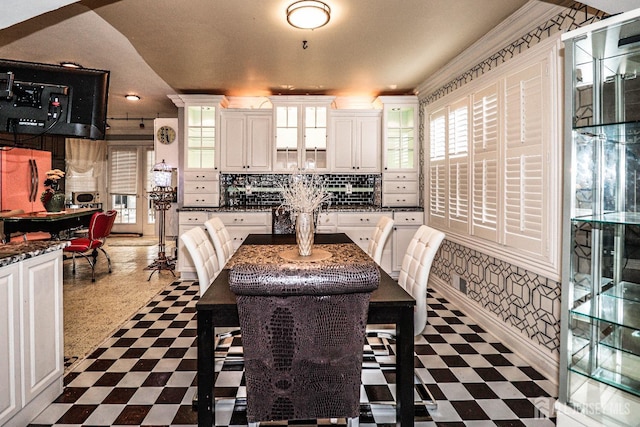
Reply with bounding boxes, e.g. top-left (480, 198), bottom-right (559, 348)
top-left (0, 240), bottom-right (69, 268)
top-left (178, 205), bottom-right (423, 213)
